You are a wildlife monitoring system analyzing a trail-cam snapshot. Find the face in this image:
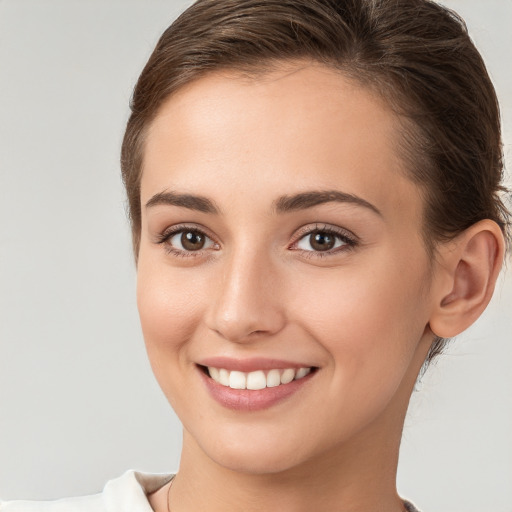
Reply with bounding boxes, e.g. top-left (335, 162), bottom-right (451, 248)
top-left (137, 63), bottom-right (435, 475)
